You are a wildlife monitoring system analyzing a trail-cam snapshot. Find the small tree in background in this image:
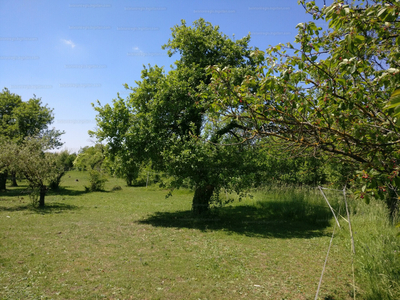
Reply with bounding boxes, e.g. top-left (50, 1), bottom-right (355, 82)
top-left (74, 145), bottom-right (109, 191)
top-left (0, 137), bottom-right (65, 207)
top-left (87, 169), bottom-right (108, 192)
top-left (47, 150), bottom-right (76, 190)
